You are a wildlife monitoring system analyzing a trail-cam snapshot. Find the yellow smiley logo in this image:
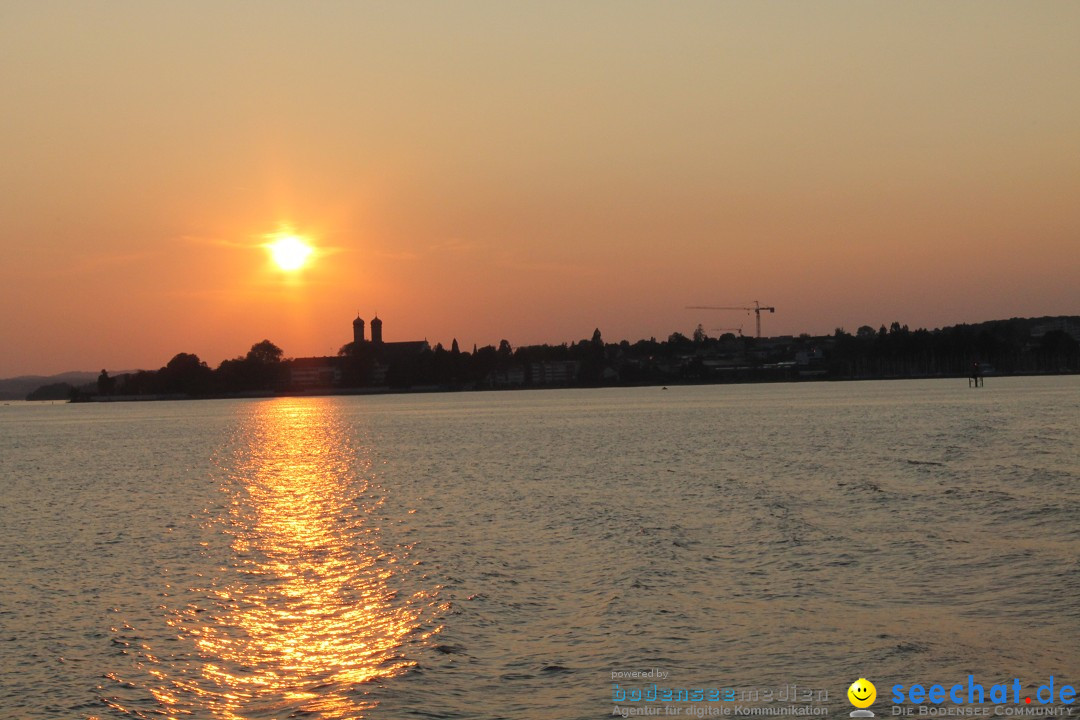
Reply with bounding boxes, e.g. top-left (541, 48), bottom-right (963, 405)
top-left (848, 678), bottom-right (877, 708)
